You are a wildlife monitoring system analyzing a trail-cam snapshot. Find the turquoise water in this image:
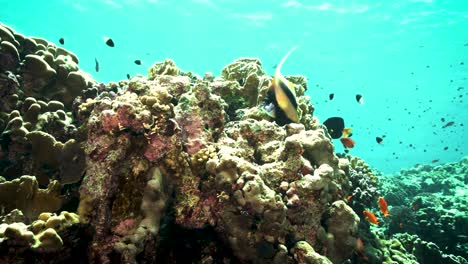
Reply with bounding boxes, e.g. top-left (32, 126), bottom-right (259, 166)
top-left (1, 0), bottom-right (467, 174)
